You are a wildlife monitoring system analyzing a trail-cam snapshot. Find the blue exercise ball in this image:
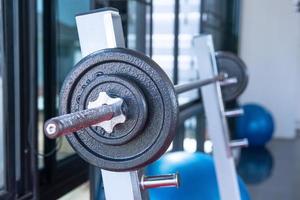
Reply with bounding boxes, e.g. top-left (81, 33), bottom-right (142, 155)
top-left (235, 104), bottom-right (274, 146)
top-left (147, 152), bottom-right (250, 200)
top-left (237, 147), bottom-right (274, 185)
